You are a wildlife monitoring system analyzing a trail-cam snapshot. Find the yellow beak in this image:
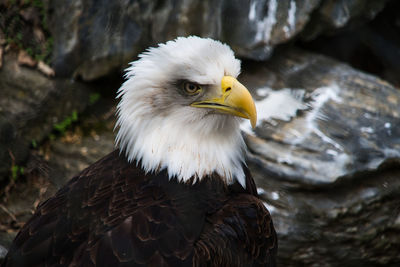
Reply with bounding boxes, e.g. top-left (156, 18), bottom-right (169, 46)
top-left (190, 76), bottom-right (257, 128)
